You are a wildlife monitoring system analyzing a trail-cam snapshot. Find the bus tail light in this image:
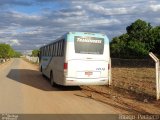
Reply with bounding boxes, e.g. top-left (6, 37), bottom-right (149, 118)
top-left (64, 63), bottom-right (68, 70)
top-left (108, 64), bottom-right (110, 70)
